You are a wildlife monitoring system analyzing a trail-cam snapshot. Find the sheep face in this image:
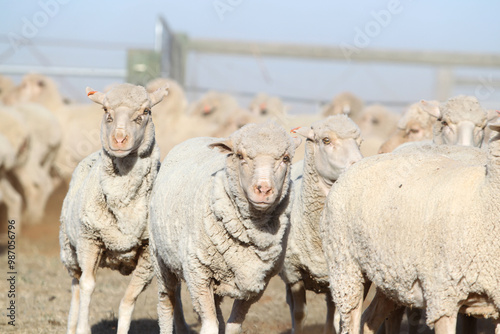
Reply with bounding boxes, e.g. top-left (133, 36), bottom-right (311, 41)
top-left (86, 84), bottom-right (168, 158)
top-left (210, 122), bottom-right (300, 211)
top-left (295, 115), bottom-right (363, 184)
top-left (421, 96), bottom-right (487, 147)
